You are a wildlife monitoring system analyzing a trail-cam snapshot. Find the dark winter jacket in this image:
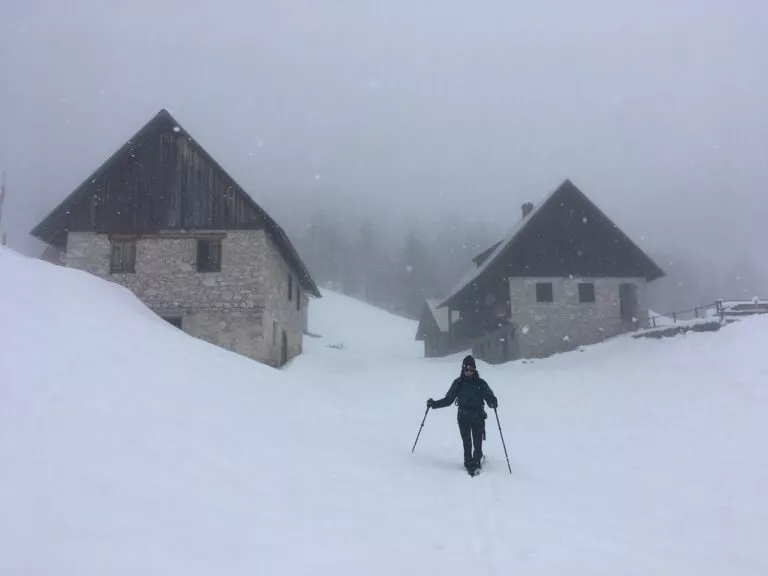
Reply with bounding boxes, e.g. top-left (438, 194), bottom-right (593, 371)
top-left (431, 372), bottom-right (498, 421)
